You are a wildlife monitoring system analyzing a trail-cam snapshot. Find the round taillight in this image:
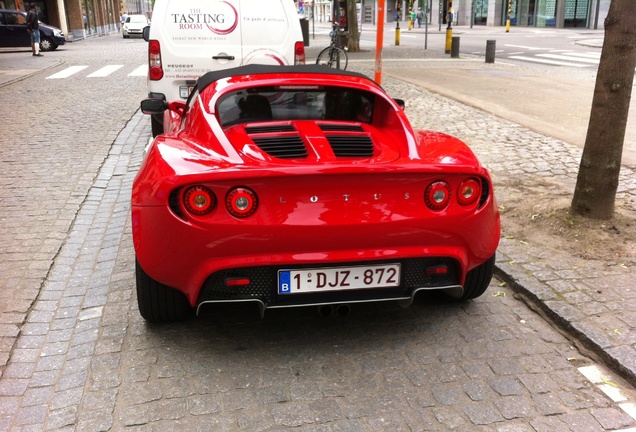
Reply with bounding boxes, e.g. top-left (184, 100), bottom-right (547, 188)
top-left (424, 181), bottom-right (451, 211)
top-left (457, 178), bottom-right (481, 206)
top-left (184, 186), bottom-right (216, 216)
top-left (226, 187), bottom-right (258, 218)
